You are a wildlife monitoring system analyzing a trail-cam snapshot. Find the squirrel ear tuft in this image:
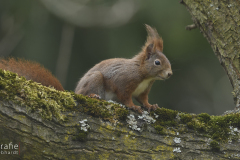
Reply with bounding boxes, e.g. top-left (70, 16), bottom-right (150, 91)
top-left (143, 24), bottom-right (163, 52)
top-left (146, 43), bottom-right (153, 53)
top-left (145, 24), bottom-right (159, 38)
top-left (146, 43), bottom-right (153, 60)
